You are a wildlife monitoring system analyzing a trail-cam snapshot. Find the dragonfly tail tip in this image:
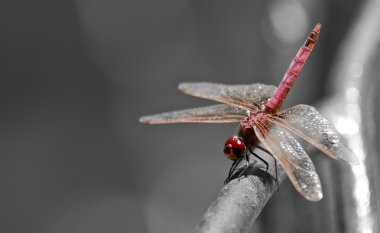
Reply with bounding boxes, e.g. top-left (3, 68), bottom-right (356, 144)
top-left (314, 23), bottom-right (322, 33)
